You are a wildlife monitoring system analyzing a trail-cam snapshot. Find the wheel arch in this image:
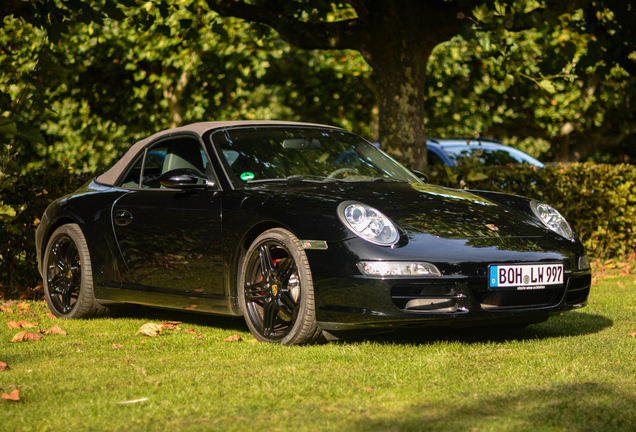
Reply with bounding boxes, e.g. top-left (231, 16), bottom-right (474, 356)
top-left (229, 221), bottom-right (293, 301)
